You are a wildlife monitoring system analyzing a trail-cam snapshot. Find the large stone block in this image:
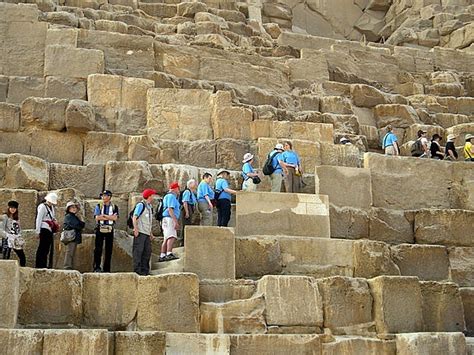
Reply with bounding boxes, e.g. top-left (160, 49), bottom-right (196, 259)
top-left (329, 206), bottom-right (369, 240)
top-left (236, 192), bottom-right (330, 238)
top-left (84, 132), bottom-right (129, 165)
top-left (0, 132), bottom-right (31, 155)
top-left (415, 209), bottom-right (474, 247)
top-left (0, 103), bottom-right (20, 132)
top-left (315, 165), bottom-right (372, 209)
top-left (0, 189), bottom-right (38, 229)
top-left (368, 276), bottom-right (423, 334)
top-left (449, 247), bottom-right (474, 287)
top-left (166, 333), bottom-right (230, 354)
top-left (0, 329), bottom-right (43, 354)
top-left (45, 76), bottom-right (87, 100)
top-left (18, 268), bottom-right (82, 326)
top-left (114, 331), bottom-right (166, 355)
top-left (65, 99), bottom-right (96, 133)
top-left (391, 244), bottom-right (449, 281)
top-left (235, 237), bottom-right (282, 278)
top-left (49, 163), bottom-right (104, 198)
top-left (0, 261), bottom-right (20, 328)
top-left (21, 97), bottom-right (68, 132)
top-left (45, 45), bottom-right (105, 79)
top-left (6, 77), bottom-right (44, 104)
top-left (43, 329), bottom-right (108, 355)
top-left (256, 275), bottom-right (323, 327)
top-left (461, 288), bottom-right (474, 336)
top-left (287, 49), bottom-right (329, 84)
top-left (319, 142), bottom-right (360, 168)
top-left (395, 332), bottom-right (467, 355)
top-left (199, 279), bottom-right (256, 303)
top-left (4, 154), bottom-right (48, 191)
top-left (30, 131), bottom-right (83, 165)
top-left (353, 240), bottom-right (399, 279)
top-left (211, 91), bottom-right (252, 140)
top-left (137, 273), bottom-right (199, 332)
top-left (373, 104), bottom-right (420, 128)
top-left (369, 208), bottom-right (415, 244)
top-left (105, 161), bottom-right (153, 194)
top-left (323, 336), bottom-right (396, 354)
top-left (230, 334), bottom-right (322, 355)
top-left (82, 273), bottom-right (138, 329)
